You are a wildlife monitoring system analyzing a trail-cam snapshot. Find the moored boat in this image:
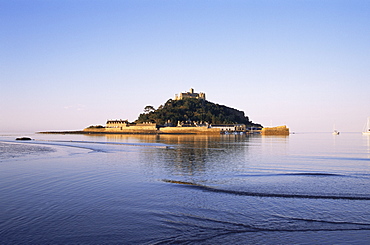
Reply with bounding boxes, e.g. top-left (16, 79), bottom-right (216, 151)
top-left (332, 130), bottom-right (340, 135)
top-left (332, 124), bottom-right (339, 135)
top-left (363, 117), bottom-right (370, 135)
